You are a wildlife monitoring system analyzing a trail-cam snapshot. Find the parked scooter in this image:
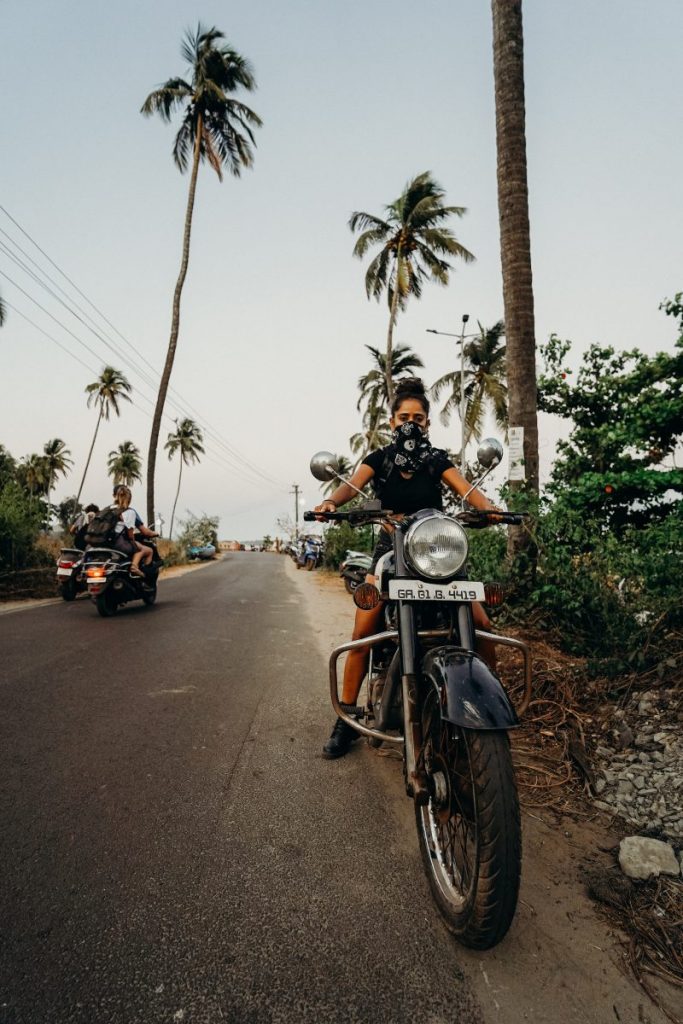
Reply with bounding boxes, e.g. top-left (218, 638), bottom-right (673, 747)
top-left (55, 548), bottom-right (87, 601)
top-left (296, 536), bottom-right (322, 571)
top-left (339, 549), bottom-right (373, 594)
top-left (83, 540), bottom-right (163, 617)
